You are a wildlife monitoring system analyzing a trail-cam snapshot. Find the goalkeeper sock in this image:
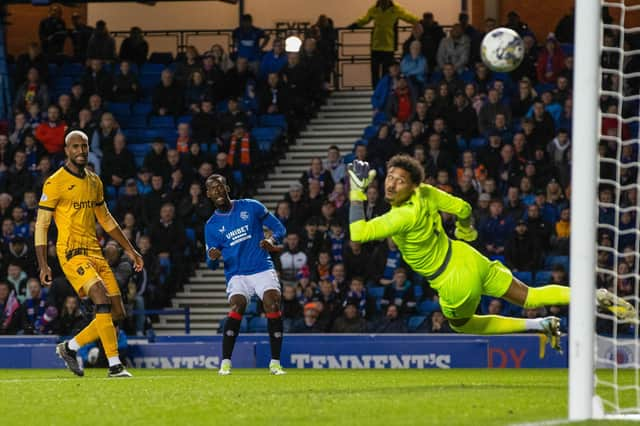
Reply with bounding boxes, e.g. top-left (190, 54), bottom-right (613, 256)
top-left (223, 311), bottom-right (242, 360)
top-left (95, 312), bottom-right (119, 359)
top-left (451, 315), bottom-right (528, 334)
top-left (266, 311), bottom-right (283, 361)
top-left (71, 320), bottom-right (99, 349)
top-left (524, 285), bottom-right (570, 309)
